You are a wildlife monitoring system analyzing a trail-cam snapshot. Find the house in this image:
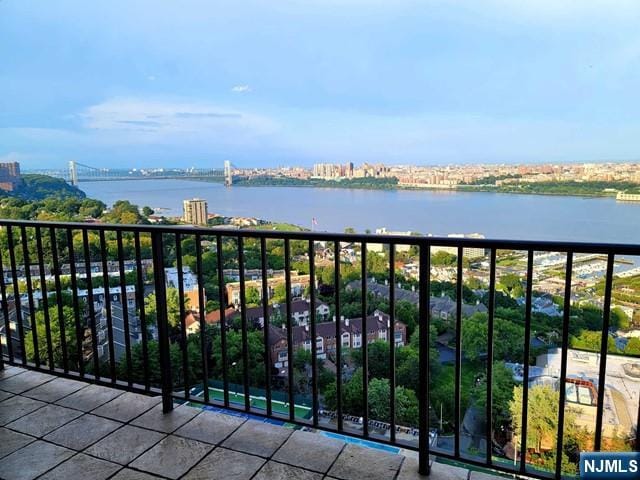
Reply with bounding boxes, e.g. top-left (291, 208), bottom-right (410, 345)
top-left (165, 267), bottom-right (197, 291)
top-left (238, 298), bottom-right (330, 328)
top-left (184, 307), bottom-right (236, 335)
top-left (77, 285), bottom-right (137, 310)
top-left (267, 310), bottom-right (407, 371)
top-left (429, 294), bottom-right (487, 320)
top-left (347, 280), bottom-right (487, 319)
